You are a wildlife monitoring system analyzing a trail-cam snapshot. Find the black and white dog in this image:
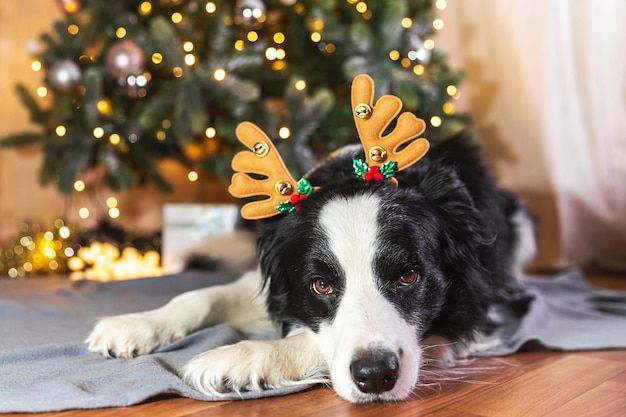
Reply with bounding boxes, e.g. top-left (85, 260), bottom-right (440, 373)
top-left (87, 131), bottom-right (536, 403)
